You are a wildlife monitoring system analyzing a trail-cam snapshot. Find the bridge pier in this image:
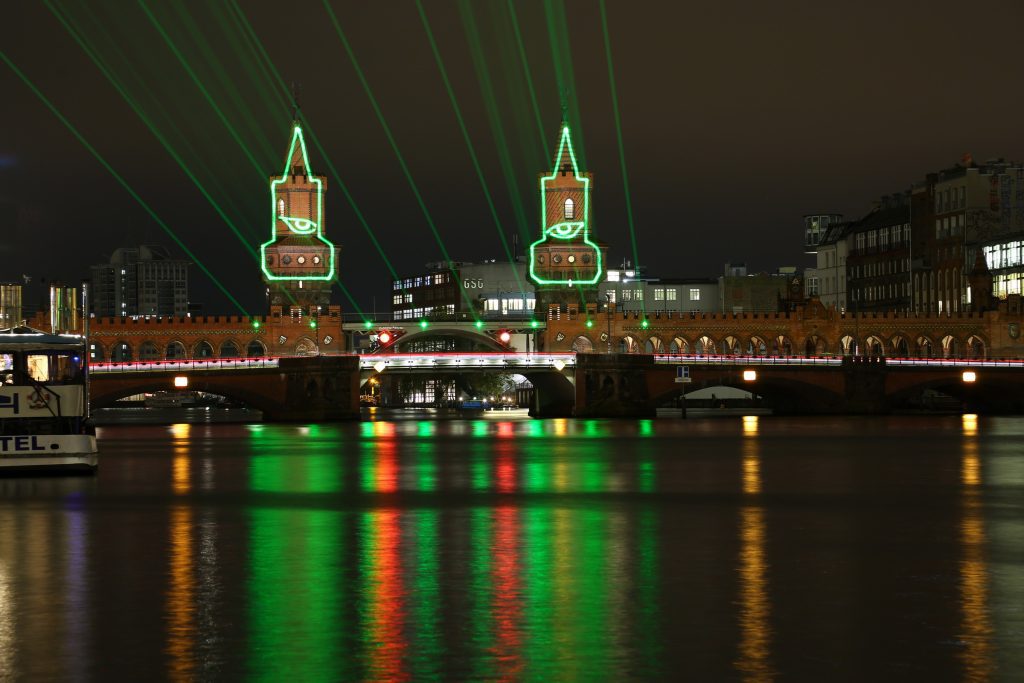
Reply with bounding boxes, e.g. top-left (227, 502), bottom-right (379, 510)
top-left (265, 356), bottom-right (361, 421)
top-left (574, 353), bottom-right (656, 418)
